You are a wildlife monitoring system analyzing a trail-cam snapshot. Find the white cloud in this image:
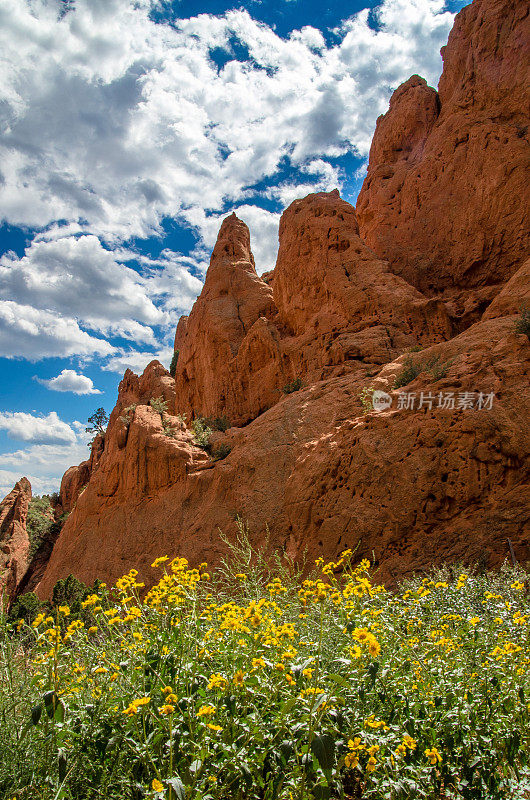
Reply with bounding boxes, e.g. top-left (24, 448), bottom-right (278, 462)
top-left (0, 0), bottom-right (459, 366)
top-left (36, 369), bottom-right (101, 395)
top-left (0, 300), bottom-right (115, 360)
top-left (0, 0), bottom-right (457, 245)
top-left (0, 410), bottom-right (78, 445)
top-left (0, 436), bottom-right (91, 497)
top-left (102, 344), bottom-right (174, 375)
